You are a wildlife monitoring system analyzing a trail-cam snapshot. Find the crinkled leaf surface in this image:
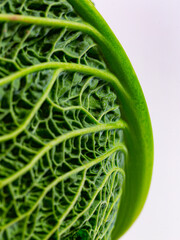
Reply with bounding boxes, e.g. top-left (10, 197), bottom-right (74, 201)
top-left (0, 1), bottom-right (153, 240)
